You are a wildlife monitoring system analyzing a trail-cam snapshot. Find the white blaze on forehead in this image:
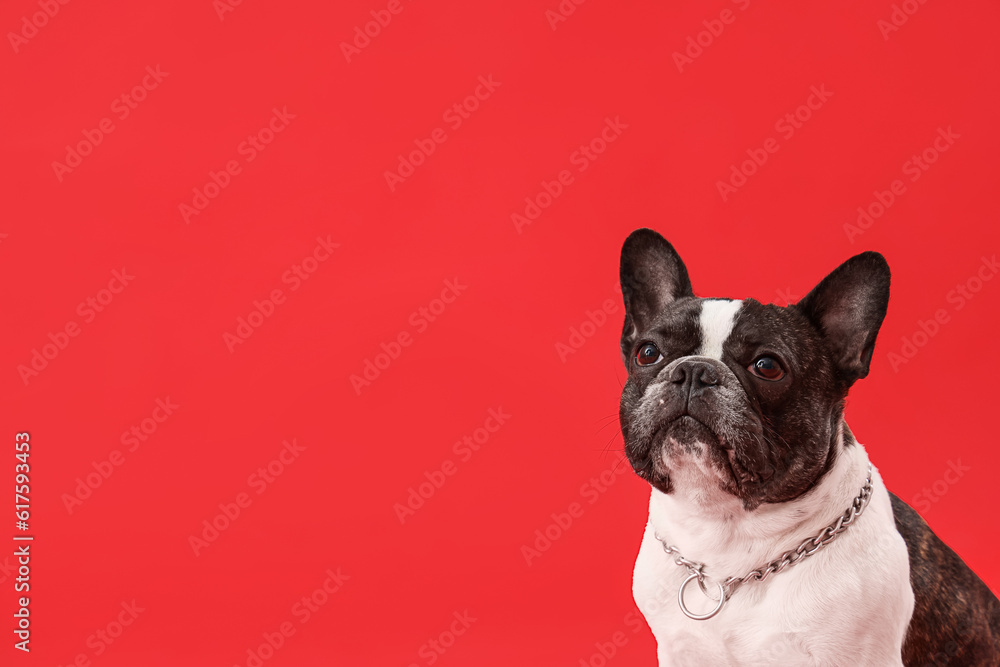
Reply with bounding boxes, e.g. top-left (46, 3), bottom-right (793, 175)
top-left (697, 299), bottom-right (742, 360)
